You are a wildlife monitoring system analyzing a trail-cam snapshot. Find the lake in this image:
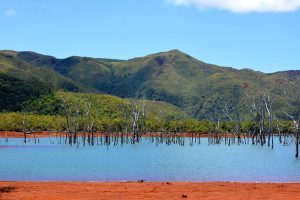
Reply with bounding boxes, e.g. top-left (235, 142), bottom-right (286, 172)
top-left (0, 137), bottom-right (299, 182)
